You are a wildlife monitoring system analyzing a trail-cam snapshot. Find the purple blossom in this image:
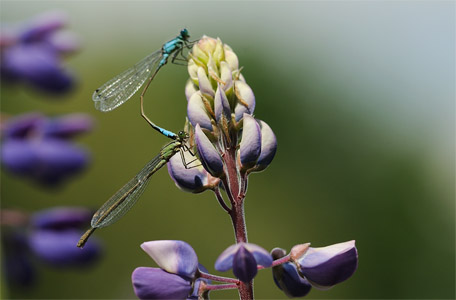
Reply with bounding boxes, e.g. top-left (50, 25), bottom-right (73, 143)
top-left (132, 240), bottom-right (202, 299)
top-left (167, 150), bottom-right (219, 193)
top-left (297, 240), bottom-right (358, 289)
top-left (272, 241), bottom-right (358, 297)
top-left (1, 11), bottom-right (79, 93)
top-left (140, 240), bottom-right (199, 278)
top-left (271, 248), bottom-right (312, 298)
top-left (132, 267), bottom-right (193, 300)
top-left (239, 114), bottom-right (262, 170)
top-left (2, 207), bottom-right (102, 287)
top-left (1, 112), bottom-right (92, 185)
top-left (215, 242), bottom-right (272, 283)
top-left (194, 124), bottom-right (224, 178)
